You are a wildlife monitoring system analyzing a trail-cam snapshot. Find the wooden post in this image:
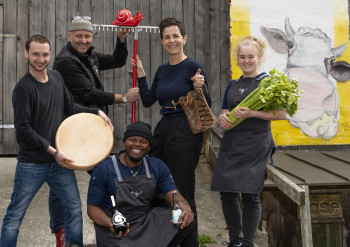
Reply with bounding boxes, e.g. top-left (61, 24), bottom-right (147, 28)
top-left (266, 165), bottom-right (305, 205)
top-left (300, 185), bottom-right (313, 247)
